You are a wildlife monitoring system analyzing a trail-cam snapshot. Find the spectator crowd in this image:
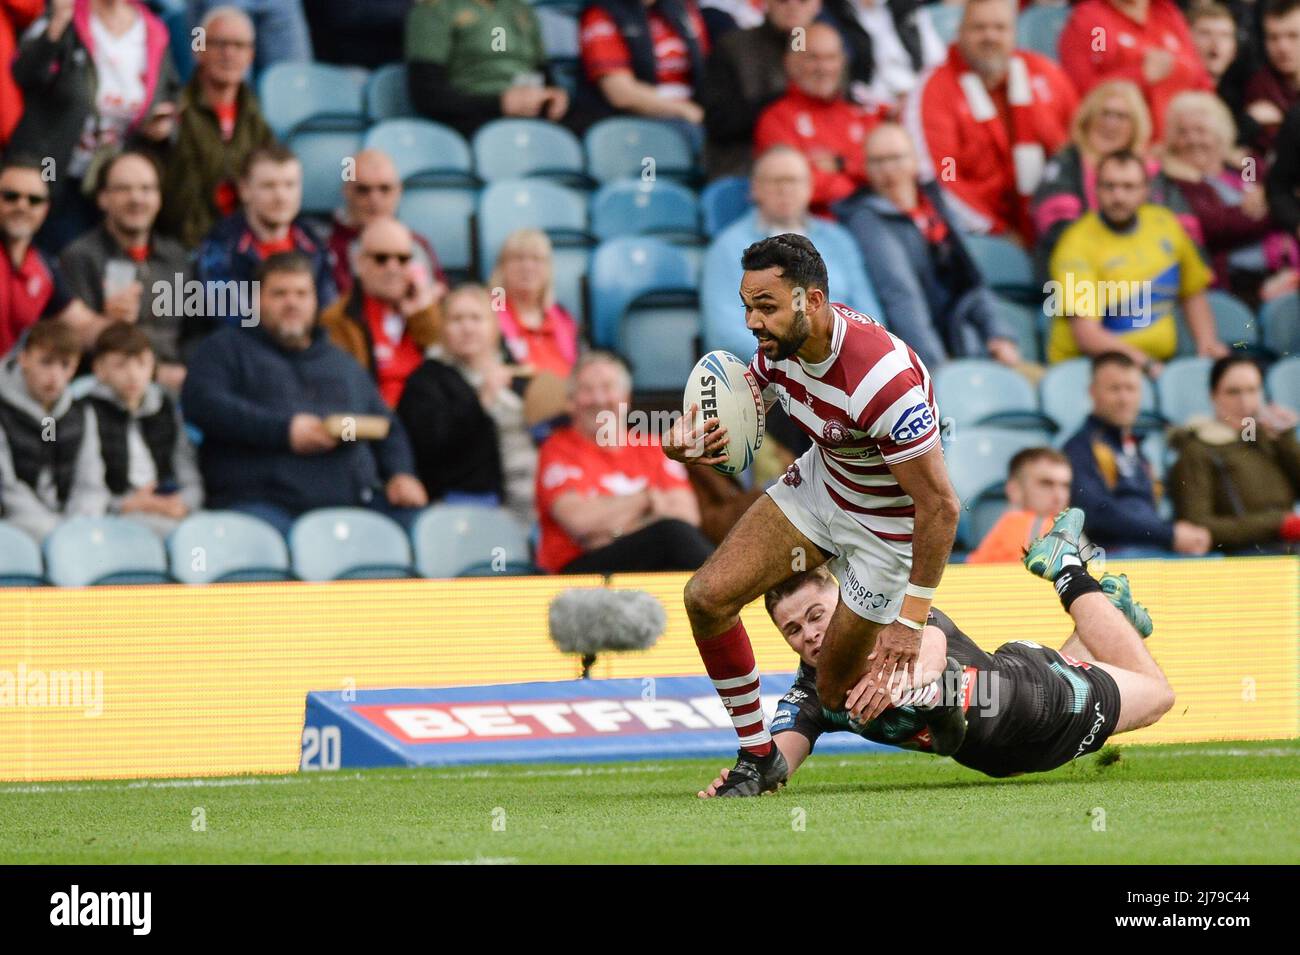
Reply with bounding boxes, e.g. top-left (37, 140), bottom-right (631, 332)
top-left (0, 0), bottom-right (1296, 582)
